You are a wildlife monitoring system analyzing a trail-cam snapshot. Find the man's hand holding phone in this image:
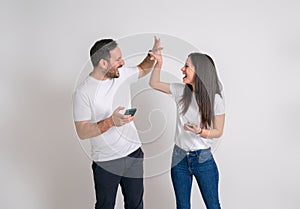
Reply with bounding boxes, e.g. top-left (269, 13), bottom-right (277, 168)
top-left (112, 107), bottom-right (136, 127)
top-left (124, 108), bottom-right (137, 116)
